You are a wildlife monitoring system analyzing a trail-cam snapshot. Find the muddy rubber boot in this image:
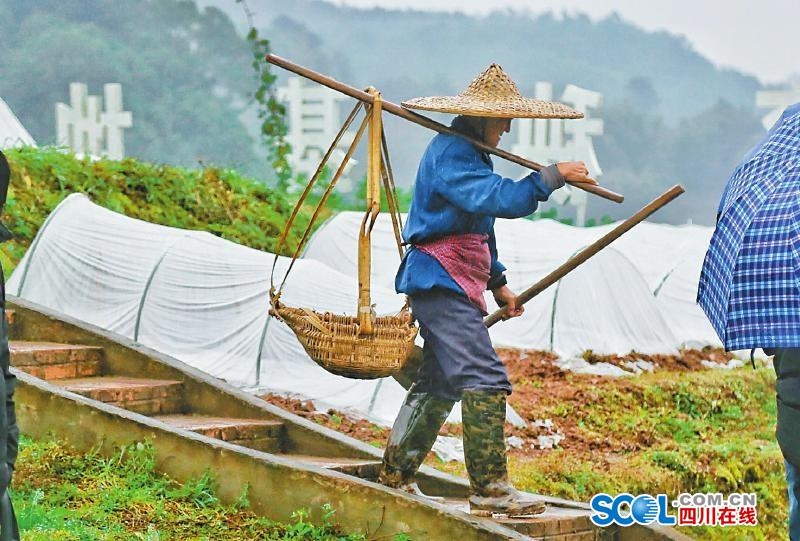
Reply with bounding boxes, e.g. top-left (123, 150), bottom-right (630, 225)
top-left (378, 385), bottom-right (454, 500)
top-left (462, 389), bottom-right (546, 517)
